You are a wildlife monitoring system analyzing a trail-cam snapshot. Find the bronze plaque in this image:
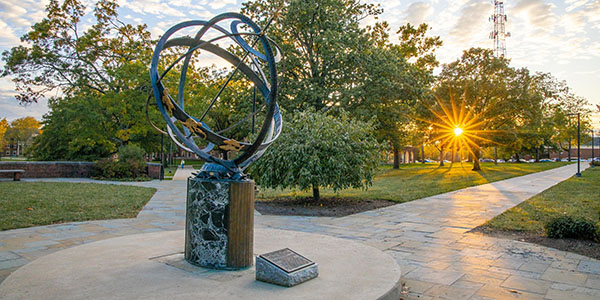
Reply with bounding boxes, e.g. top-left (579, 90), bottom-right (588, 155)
top-left (259, 248), bottom-right (315, 273)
